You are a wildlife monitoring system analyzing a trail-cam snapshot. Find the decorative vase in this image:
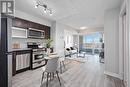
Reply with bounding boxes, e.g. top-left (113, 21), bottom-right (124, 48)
top-left (46, 48), bottom-right (51, 55)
